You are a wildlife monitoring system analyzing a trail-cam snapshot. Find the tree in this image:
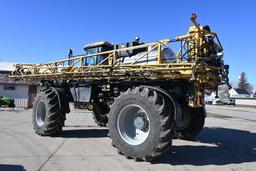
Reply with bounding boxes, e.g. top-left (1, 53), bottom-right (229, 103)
top-left (237, 72), bottom-right (253, 93)
top-left (247, 84), bottom-right (253, 93)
